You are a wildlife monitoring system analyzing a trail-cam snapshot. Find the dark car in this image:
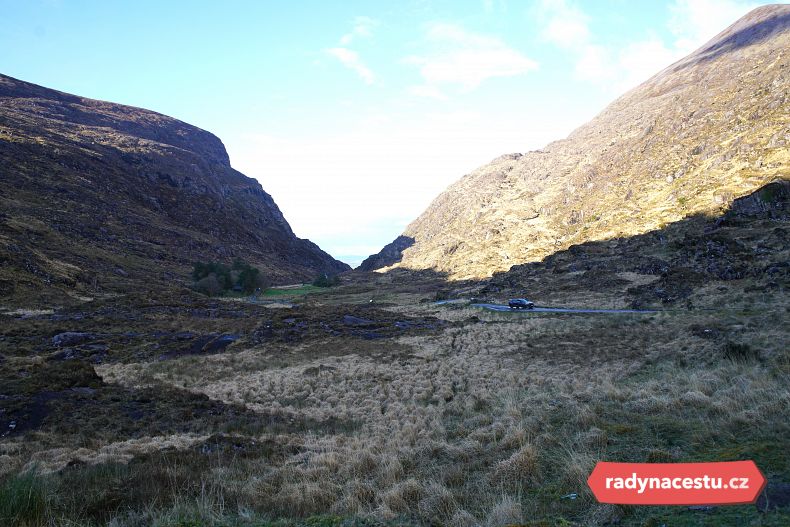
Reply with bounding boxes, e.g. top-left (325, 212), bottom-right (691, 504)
top-left (508, 298), bottom-right (535, 309)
